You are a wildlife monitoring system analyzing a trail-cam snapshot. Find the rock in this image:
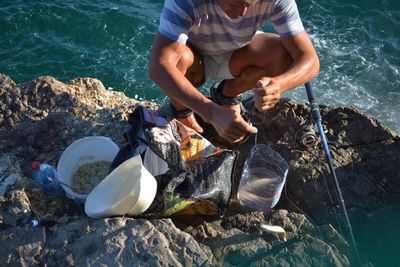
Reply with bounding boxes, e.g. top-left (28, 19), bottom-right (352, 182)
top-left (0, 74), bottom-right (399, 266)
top-left (184, 210), bottom-right (350, 266)
top-left (0, 218), bottom-right (211, 266)
top-left (0, 153), bottom-right (22, 197)
top-left (6, 218), bottom-right (210, 266)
